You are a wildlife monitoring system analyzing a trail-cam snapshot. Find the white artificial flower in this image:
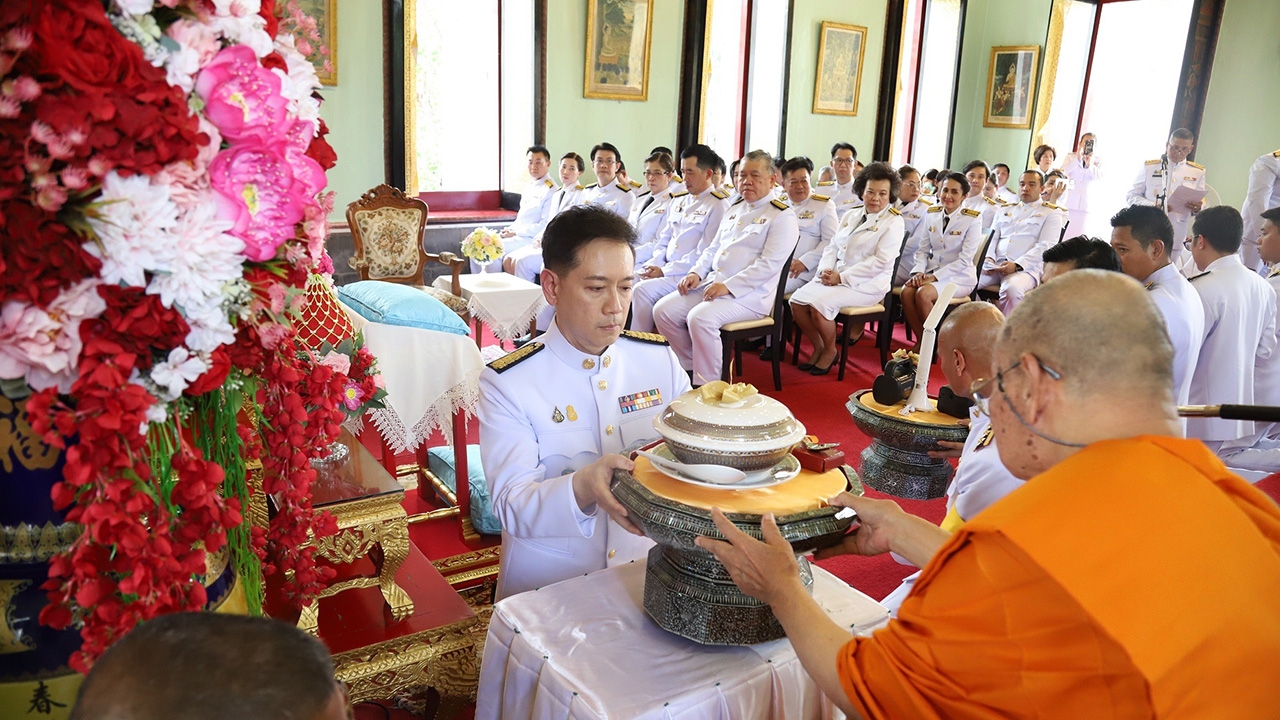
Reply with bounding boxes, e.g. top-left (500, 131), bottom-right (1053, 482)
top-left (116, 0), bottom-right (156, 14)
top-left (148, 347), bottom-right (209, 401)
top-left (85, 172), bottom-right (179, 289)
top-left (145, 402), bottom-right (169, 426)
top-left (272, 34), bottom-right (322, 125)
top-left (213, 0), bottom-right (273, 58)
